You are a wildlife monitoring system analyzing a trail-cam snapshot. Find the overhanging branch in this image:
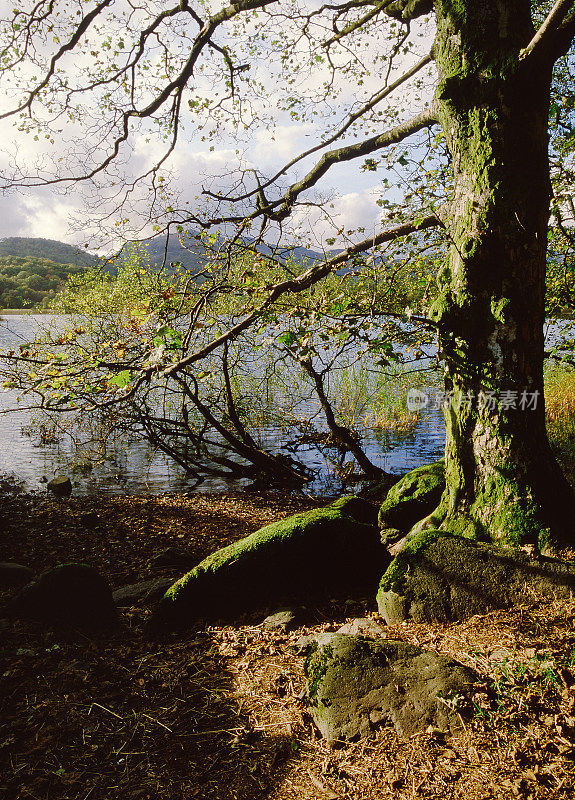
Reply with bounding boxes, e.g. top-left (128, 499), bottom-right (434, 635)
top-left (251, 106), bottom-right (438, 222)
